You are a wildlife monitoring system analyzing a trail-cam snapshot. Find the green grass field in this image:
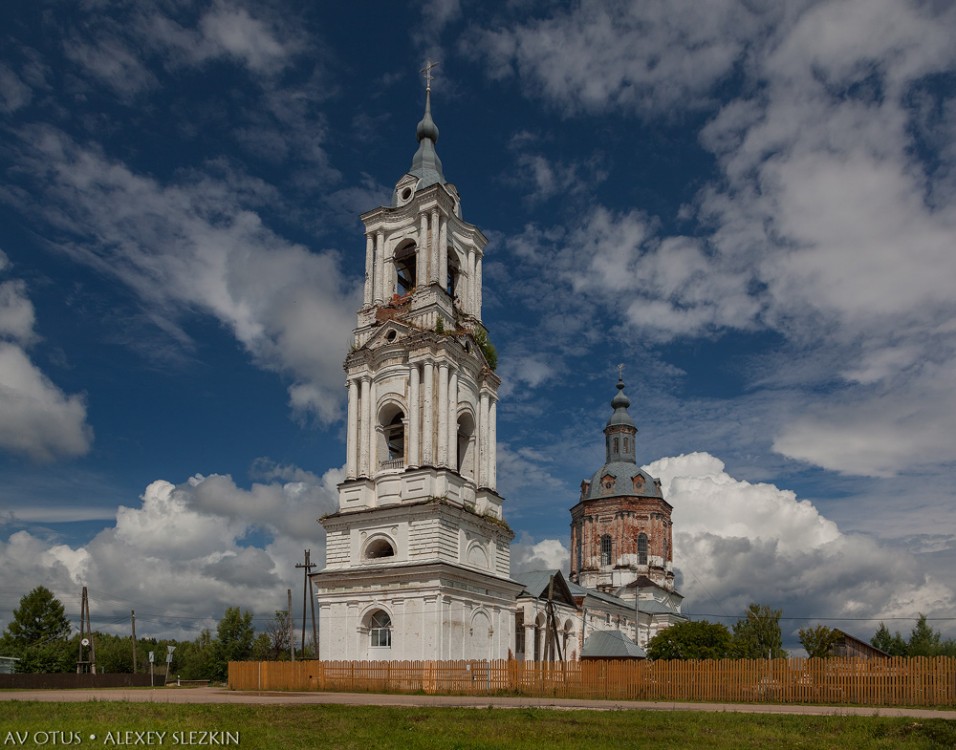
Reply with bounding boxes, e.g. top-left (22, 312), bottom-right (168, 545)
top-left (2, 702), bottom-right (955, 749)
